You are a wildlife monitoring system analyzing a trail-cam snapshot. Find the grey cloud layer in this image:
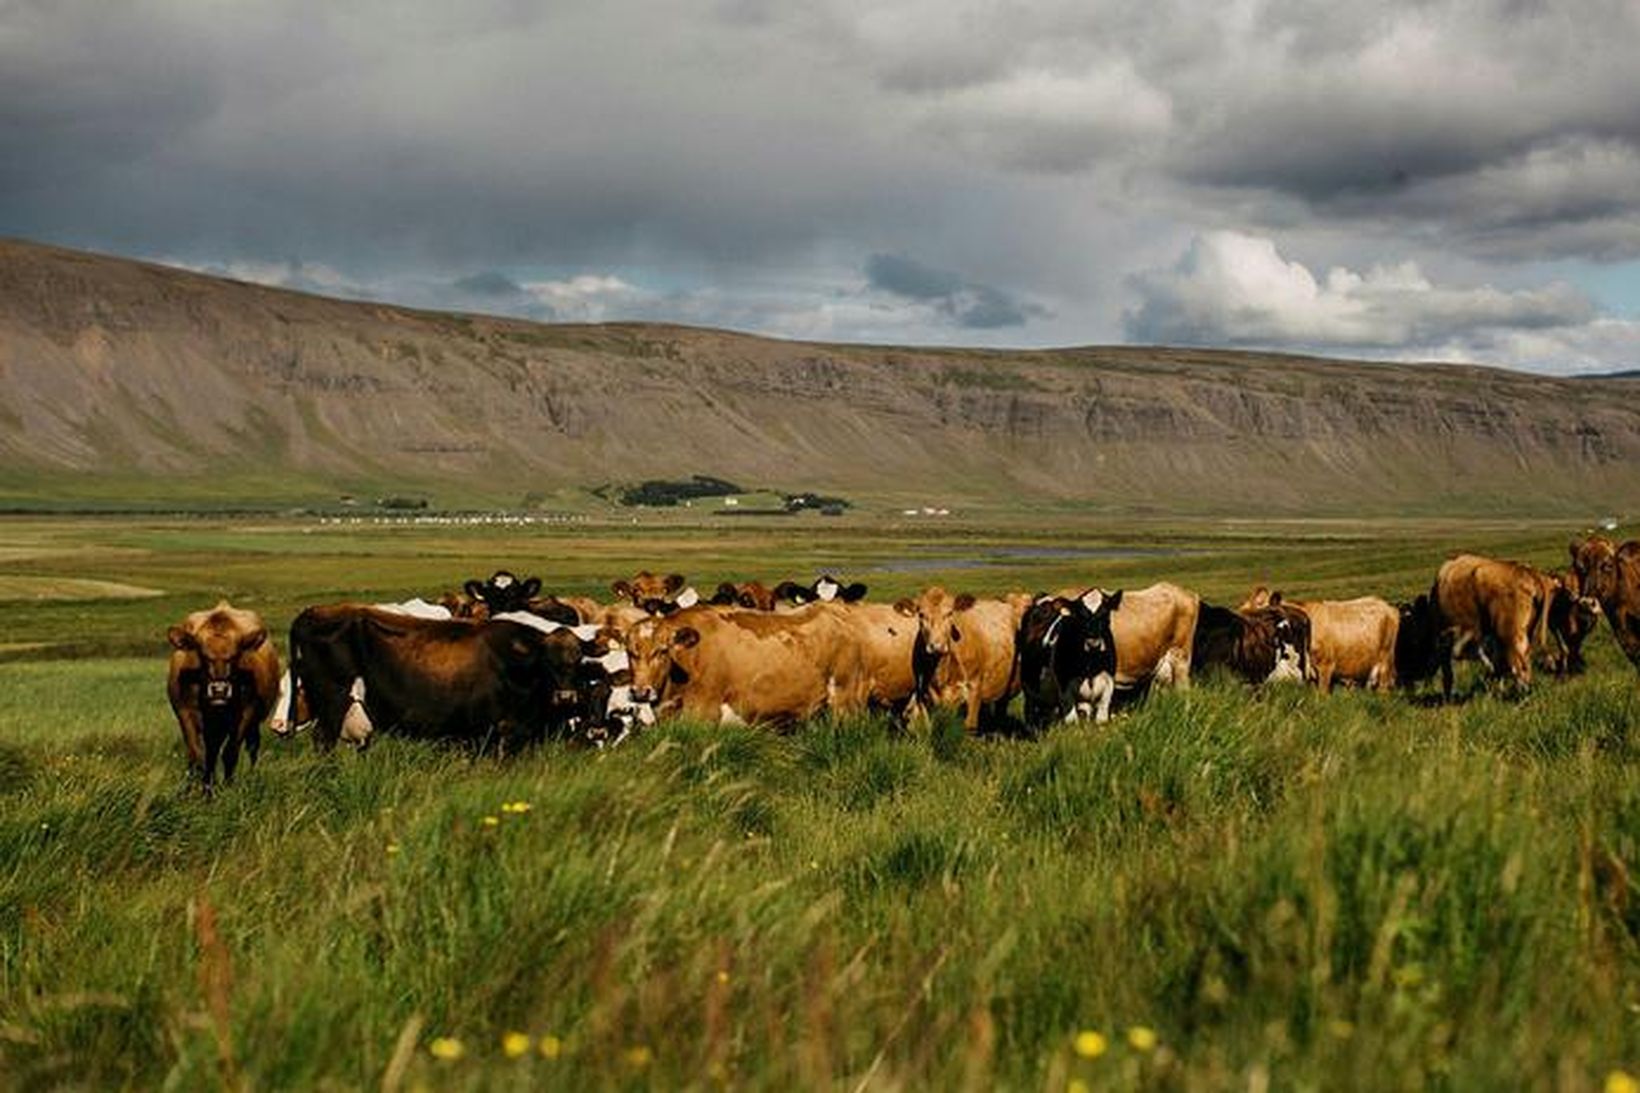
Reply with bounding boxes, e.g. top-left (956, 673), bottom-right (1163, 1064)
top-left (4, 0), bottom-right (1640, 368)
